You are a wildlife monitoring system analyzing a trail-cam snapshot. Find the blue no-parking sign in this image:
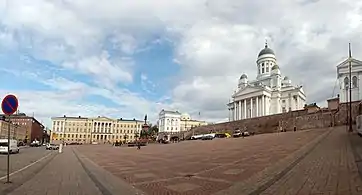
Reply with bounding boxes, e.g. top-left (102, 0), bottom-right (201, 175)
top-left (1, 94), bottom-right (19, 115)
